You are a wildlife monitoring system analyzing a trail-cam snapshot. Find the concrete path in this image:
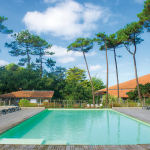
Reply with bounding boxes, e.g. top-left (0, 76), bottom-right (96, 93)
top-left (0, 108), bottom-right (45, 134)
top-left (113, 108), bottom-right (150, 124)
